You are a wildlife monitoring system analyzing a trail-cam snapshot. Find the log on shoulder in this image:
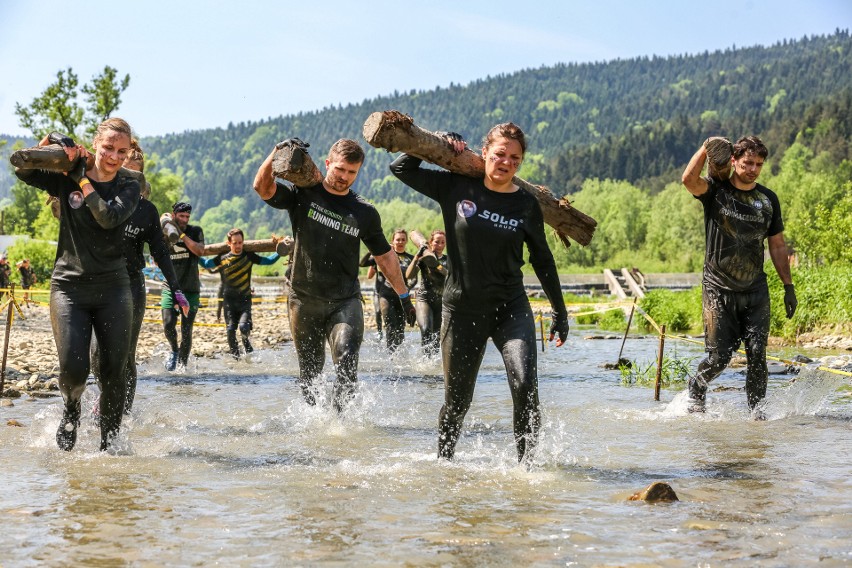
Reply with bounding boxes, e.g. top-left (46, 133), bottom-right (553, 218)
top-left (409, 229), bottom-right (438, 268)
top-left (201, 236), bottom-right (294, 257)
top-left (271, 143), bottom-right (323, 187)
top-left (363, 110), bottom-right (597, 248)
top-left (10, 143), bottom-right (147, 190)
